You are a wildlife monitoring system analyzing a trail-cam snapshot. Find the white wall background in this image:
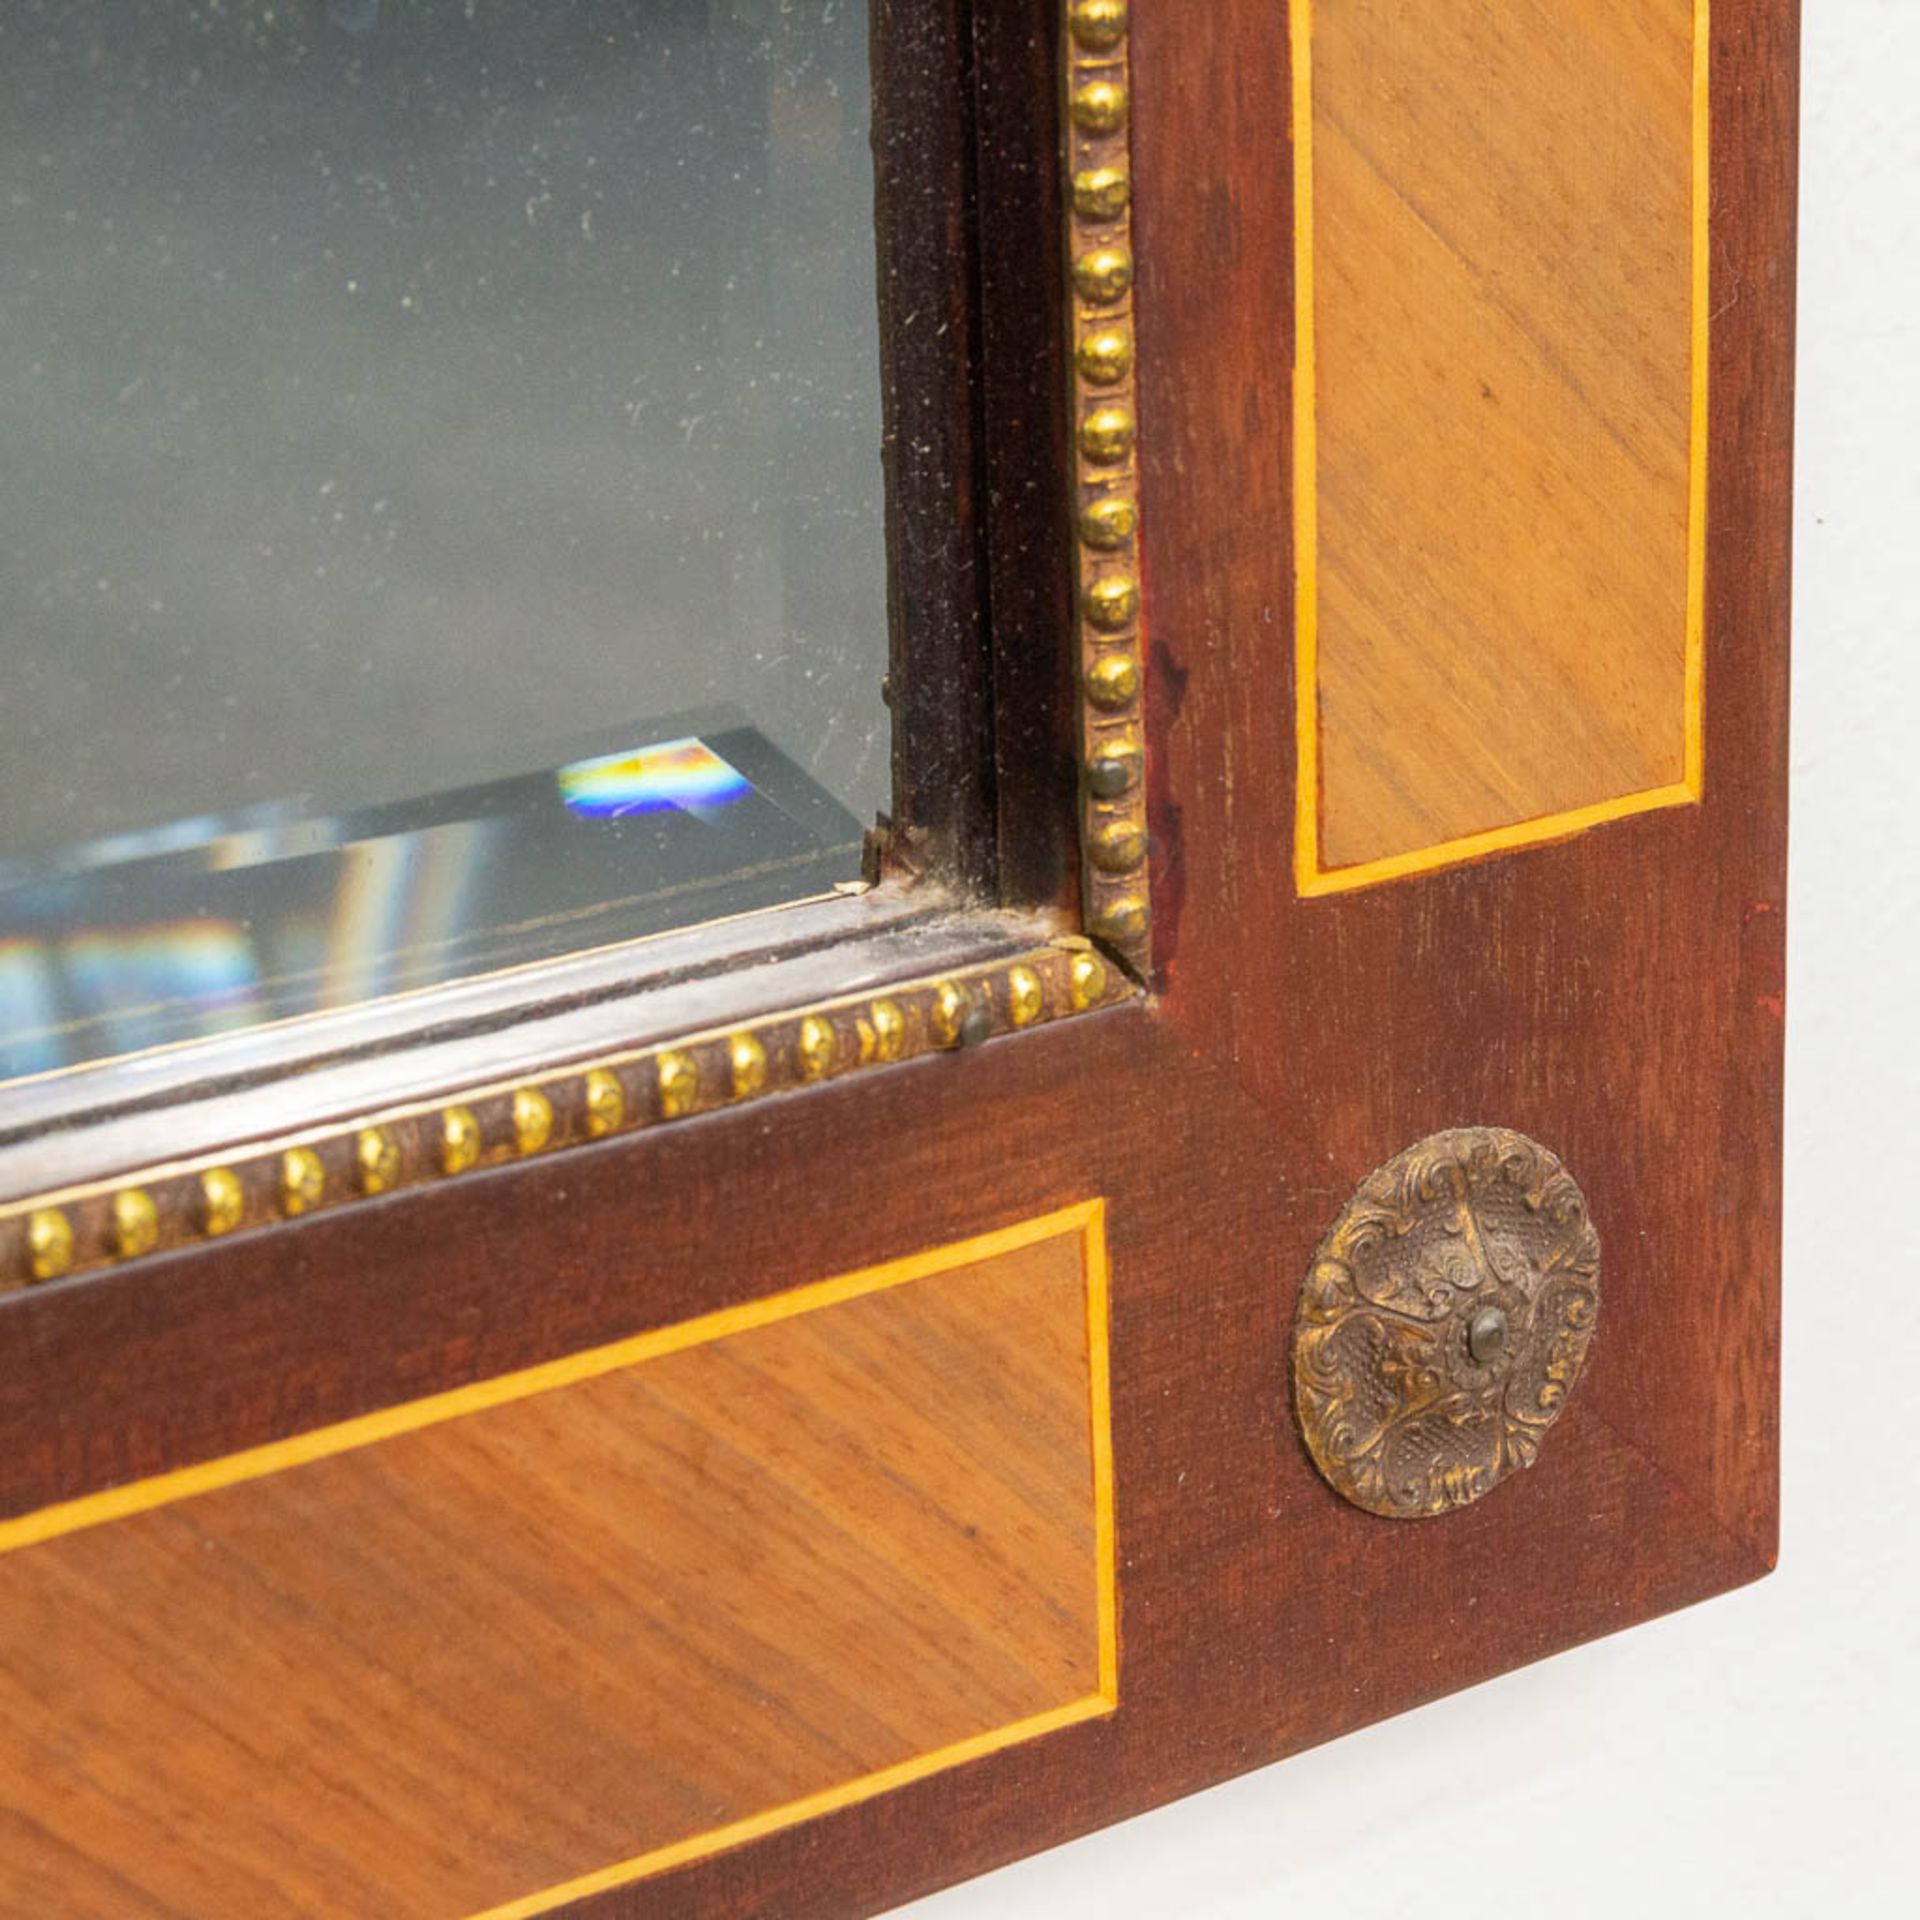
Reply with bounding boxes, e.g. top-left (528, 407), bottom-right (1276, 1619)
top-left (899, 4), bottom-right (1919, 1912)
